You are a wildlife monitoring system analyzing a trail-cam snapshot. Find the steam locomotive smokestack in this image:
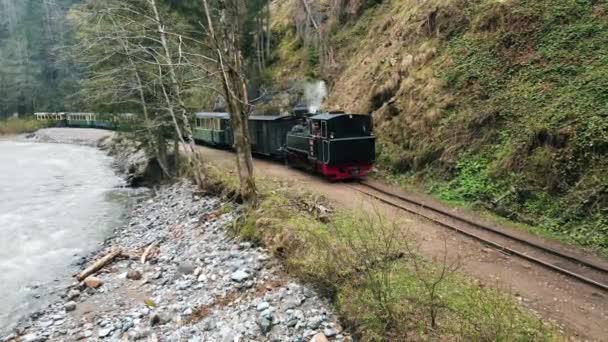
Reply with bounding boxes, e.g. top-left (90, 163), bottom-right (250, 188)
top-left (304, 80), bottom-right (327, 113)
